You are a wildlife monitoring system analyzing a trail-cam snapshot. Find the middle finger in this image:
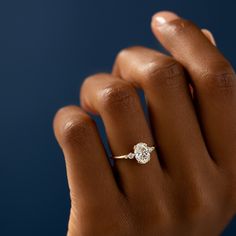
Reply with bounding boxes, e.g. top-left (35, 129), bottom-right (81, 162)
top-left (113, 46), bottom-right (212, 175)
